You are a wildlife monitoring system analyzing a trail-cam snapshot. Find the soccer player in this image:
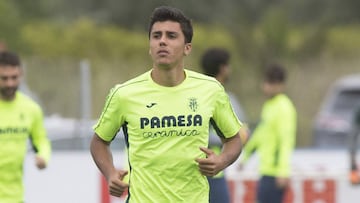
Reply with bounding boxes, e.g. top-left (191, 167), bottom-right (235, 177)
top-left (90, 6), bottom-right (247, 203)
top-left (201, 47), bottom-right (248, 203)
top-left (349, 105), bottom-right (360, 184)
top-left (0, 51), bottom-right (51, 202)
top-left (238, 64), bottom-right (297, 203)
